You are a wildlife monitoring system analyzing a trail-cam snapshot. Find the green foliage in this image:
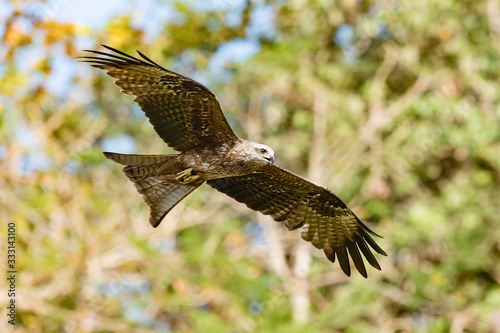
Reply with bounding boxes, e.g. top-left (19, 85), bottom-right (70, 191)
top-left (1, 0), bottom-right (500, 332)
